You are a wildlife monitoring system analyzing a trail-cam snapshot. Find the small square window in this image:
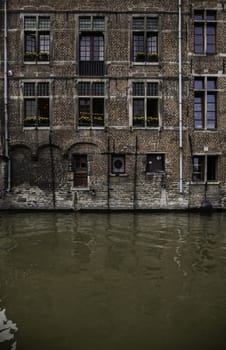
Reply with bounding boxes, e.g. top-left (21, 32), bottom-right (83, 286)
top-left (146, 154), bottom-right (165, 173)
top-left (111, 155), bottom-right (125, 175)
